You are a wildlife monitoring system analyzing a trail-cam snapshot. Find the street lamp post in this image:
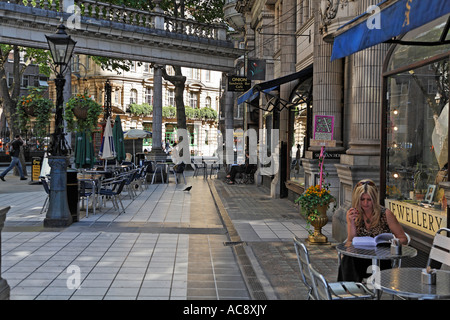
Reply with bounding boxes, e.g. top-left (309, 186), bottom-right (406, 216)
top-left (44, 22), bottom-right (76, 228)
